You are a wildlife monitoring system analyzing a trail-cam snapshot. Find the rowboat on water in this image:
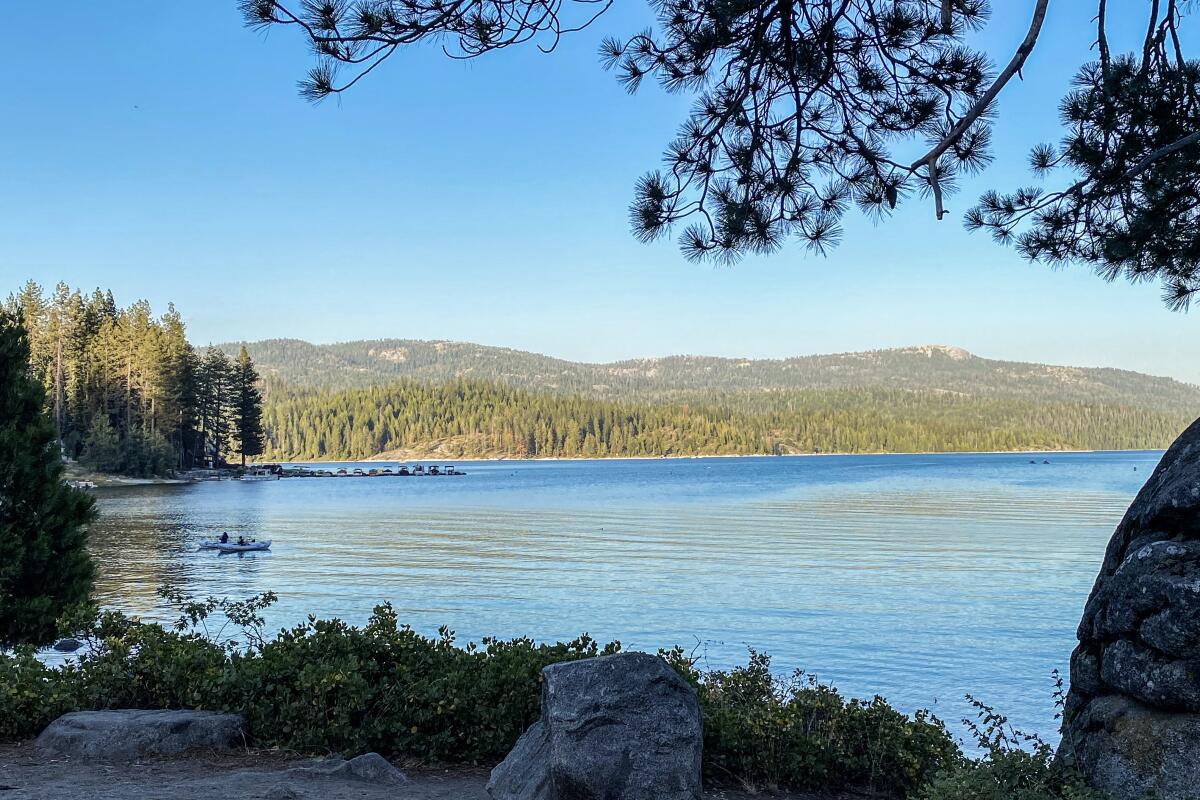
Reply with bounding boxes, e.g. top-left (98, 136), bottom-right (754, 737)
top-left (214, 540), bottom-right (271, 553)
top-left (198, 539), bottom-right (272, 553)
